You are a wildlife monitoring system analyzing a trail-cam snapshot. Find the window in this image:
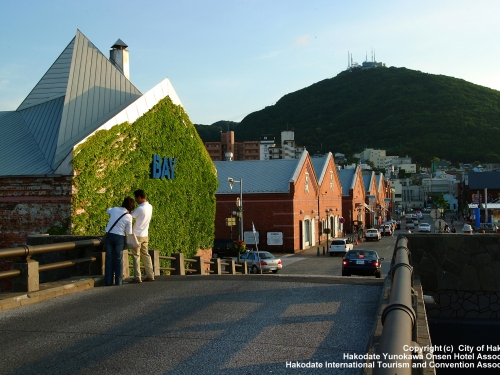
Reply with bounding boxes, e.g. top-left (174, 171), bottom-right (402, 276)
top-left (305, 173), bottom-right (309, 193)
